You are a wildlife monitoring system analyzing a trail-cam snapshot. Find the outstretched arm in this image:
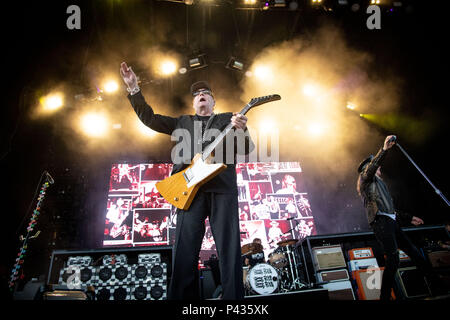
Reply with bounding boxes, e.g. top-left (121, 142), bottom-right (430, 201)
top-left (361, 135), bottom-right (396, 182)
top-left (121, 62), bottom-right (178, 135)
